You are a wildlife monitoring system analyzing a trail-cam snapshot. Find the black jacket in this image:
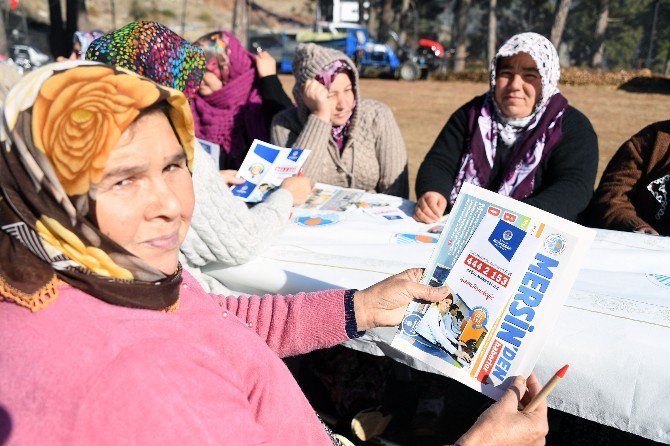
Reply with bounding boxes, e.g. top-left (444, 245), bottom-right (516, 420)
top-left (415, 102), bottom-right (599, 222)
